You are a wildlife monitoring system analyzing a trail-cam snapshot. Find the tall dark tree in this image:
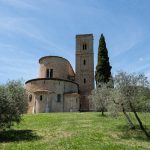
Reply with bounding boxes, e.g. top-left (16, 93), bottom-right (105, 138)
top-left (95, 34), bottom-right (112, 85)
